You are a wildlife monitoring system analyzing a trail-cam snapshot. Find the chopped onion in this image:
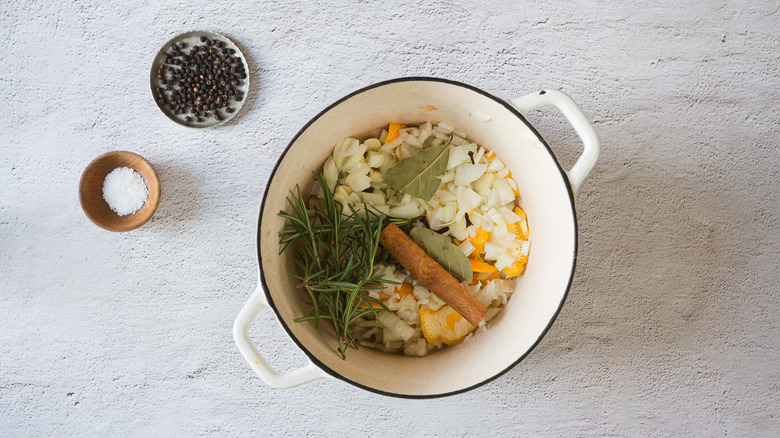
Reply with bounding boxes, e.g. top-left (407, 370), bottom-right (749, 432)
top-left (449, 222), bottom-right (468, 241)
top-left (417, 129), bottom-right (430, 144)
top-left (323, 157), bottom-right (339, 189)
top-left (364, 138), bottom-right (382, 151)
top-left (492, 177), bottom-right (515, 205)
top-left (333, 186), bottom-right (351, 208)
top-left (486, 208), bottom-right (506, 226)
top-left (484, 242), bottom-right (506, 261)
top-left (348, 192), bottom-right (361, 205)
top-left (342, 145), bottom-right (368, 172)
top-left (345, 173), bottom-right (371, 193)
top-left (378, 153), bottom-right (397, 174)
top-left (487, 156), bottom-right (505, 172)
top-left (334, 138), bottom-right (361, 170)
top-left (369, 169), bottom-right (383, 183)
top-left (458, 239), bottom-right (476, 257)
top-left (439, 170), bottom-right (455, 185)
top-left (495, 254), bottom-right (514, 271)
top-left (413, 285), bottom-right (431, 300)
top-left (366, 151), bottom-right (385, 168)
top-left (430, 204), bottom-right (456, 228)
top-left (473, 146), bottom-right (486, 165)
top-left (437, 122), bottom-right (454, 134)
top-left (498, 206), bottom-right (522, 224)
top-left (456, 186), bottom-right (483, 210)
top-left (372, 204), bottom-right (390, 215)
top-left (472, 172), bottom-right (495, 196)
top-left (399, 143), bottom-right (421, 160)
top-left (447, 144), bottom-right (472, 170)
top-left (475, 281), bottom-right (498, 307)
top-left (404, 135), bottom-right (423, 148)
top-left (403, 338), bottom-right (428, 357)
top-left (454, 163), bottom-right (487, 186)
top-left (450, 134), bottom-right (469, 146)
top-left (382, 130), bottom-right (408, 150)
top-left (483, 188), bottom-right (502, 210)
top-left (437, 188), bottom-right (456, 205)
top-left (389, 202), bottom-right (422, 219)
top-left (468, 211), bottom-right (484, 229)
top-left (492, 221), bottom-right (508, 239)
top-left (362, 191), bottom-right (386, 206)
